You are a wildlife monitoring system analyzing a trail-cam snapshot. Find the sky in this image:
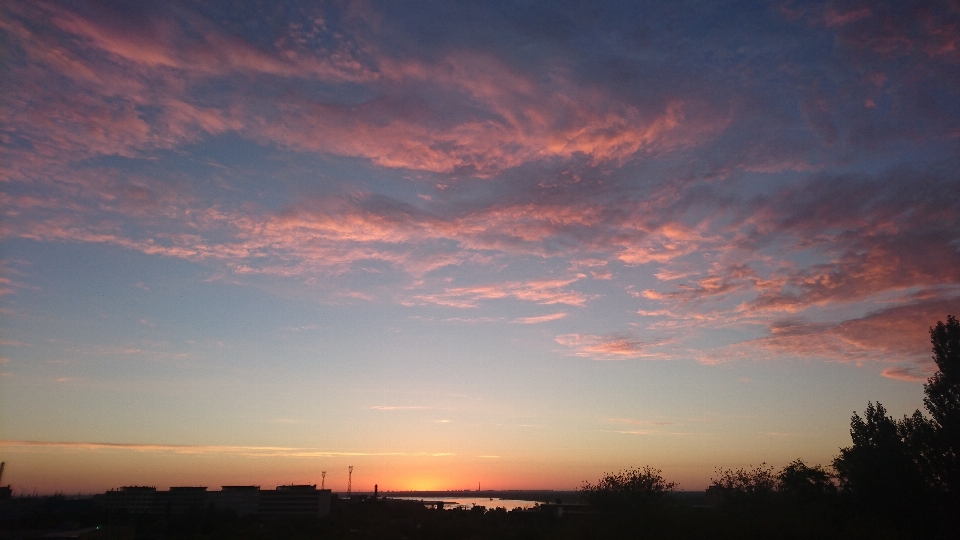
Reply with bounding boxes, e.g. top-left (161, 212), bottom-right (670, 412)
top-left (1, 0), bottom-right (959, 494)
